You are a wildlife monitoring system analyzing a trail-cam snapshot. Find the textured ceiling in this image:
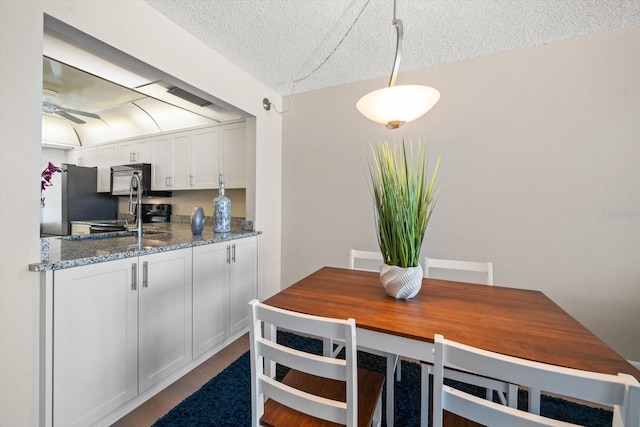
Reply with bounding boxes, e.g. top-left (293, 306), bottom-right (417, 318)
top-left (144, 0), bottom-right (640, 96)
